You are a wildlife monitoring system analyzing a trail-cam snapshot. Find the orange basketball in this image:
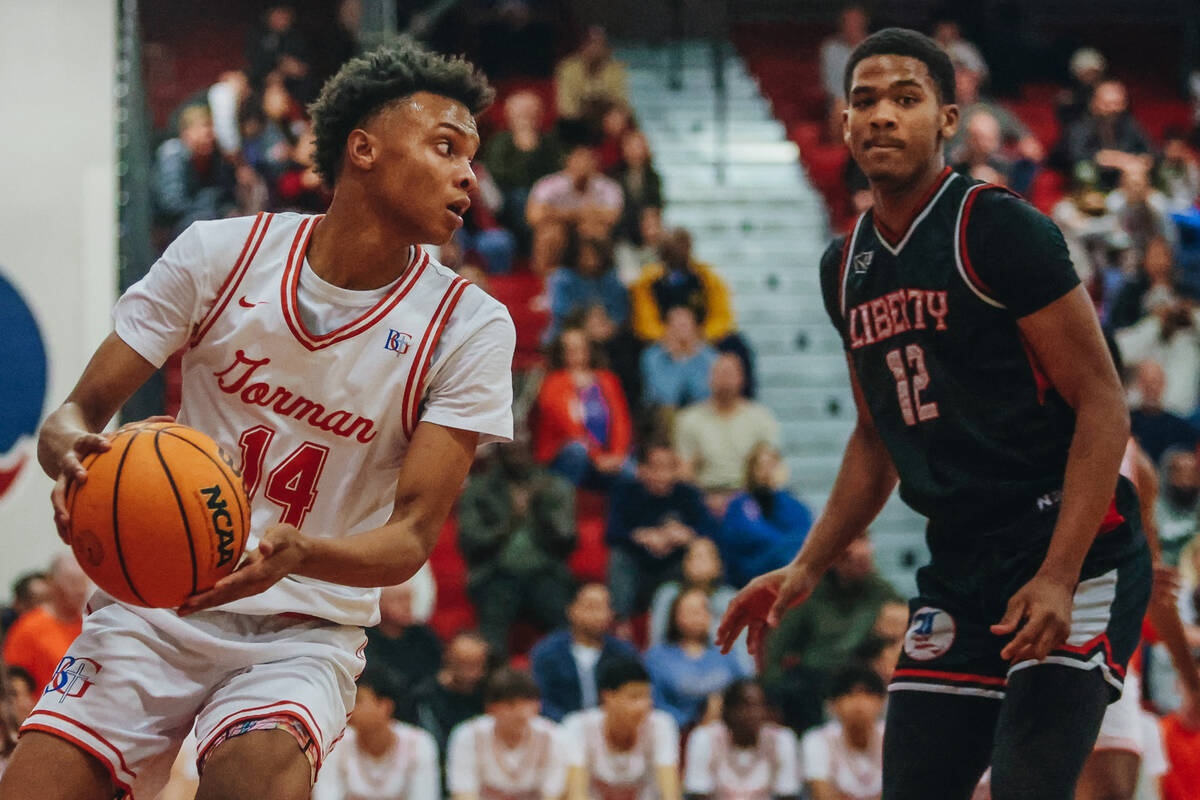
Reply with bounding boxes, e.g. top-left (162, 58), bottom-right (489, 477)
top-left (66, 422), bottom-right (250, 608)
